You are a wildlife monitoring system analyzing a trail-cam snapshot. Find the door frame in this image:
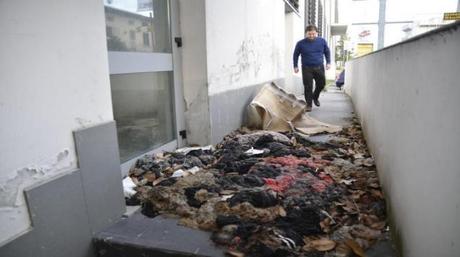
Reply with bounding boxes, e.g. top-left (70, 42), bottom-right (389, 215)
top-left (105, 0), bottom-right (185, 176)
